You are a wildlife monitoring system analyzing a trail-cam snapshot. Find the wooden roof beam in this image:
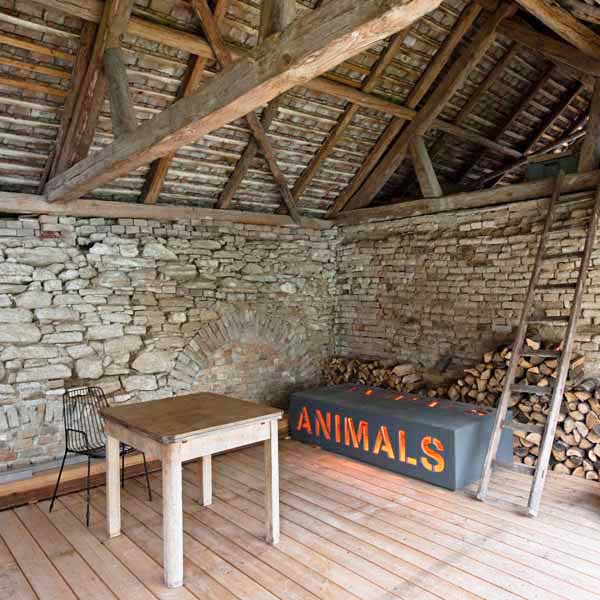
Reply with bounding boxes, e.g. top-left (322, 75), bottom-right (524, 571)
top-left (578, 77), bottom-right (600, 172)
top-left (191, 0), bottom-right (301, 222)
top-left (336, 2), bottom-right (517, 214)
top-left (409, 136), bottom-right (442, 198)
top-left (515, 0), bottom-right (600, 59)
top-left (44, 0), bottom-right (444, 205)
top-left (326, 1), bottom-right (483, 217)
top-left (217, 0), bottom-right (296, 210)
top-left (141, 0), bottom-right (230, 205)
